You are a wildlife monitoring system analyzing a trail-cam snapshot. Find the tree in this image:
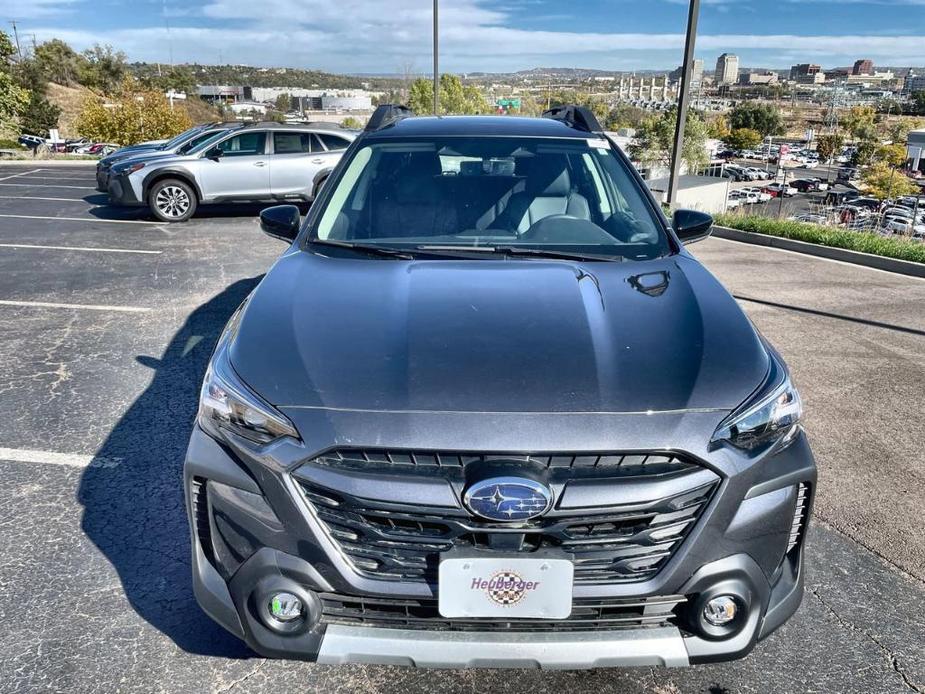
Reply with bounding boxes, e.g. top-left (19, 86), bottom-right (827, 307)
top-left (140, 66), bottom-right (196, 96)
top-left (852, 139), bottom-right (877, 166)
top-left (605, 103), bottom-right (647, 131)
top-left (0, 71), bottom-right (30, 126)
top-left (275, 93), bottom-right (291, 113)
top-left (408, 74), bottom-right (489, 115)
top-left (842, 105), bottom-right (877, 140)
top-left (77, 44), bottom-right (127, 93)
top-left (34, 39), bottom-right (84, 86)
top-left (340, 116), bottom-right (362, 129)
top-left (19, 91), bottom-right (61, 135)
top-left (875, 143), bottom-right (909, 168)
top-left (728, 102), bottom-right (783, 138)
top-left (912, 91), bottom-right (925, 116)
top-left (630, 107), bottom-right (709, 174)
top-left (0, 29), bottom-right (15, 64)
top-left (723, 127), bottom-right (762, 151)
top-left (705, 114), bottom-right (730, 140)
top-left (76, 77), bottom-right (191, 145)
top-left (0, 31), bottom-right (29, 127)
top-left (861, 162), bottom-right (918, 200)
top-left (815, 133), bottom-right (844, 163)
